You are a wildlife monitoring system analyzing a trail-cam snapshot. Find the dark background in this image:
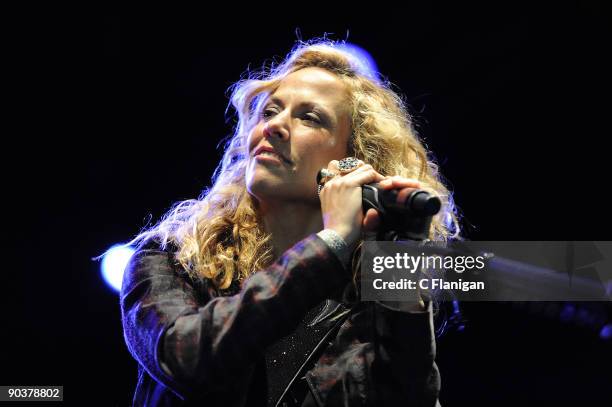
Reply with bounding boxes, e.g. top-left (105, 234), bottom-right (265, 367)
top-left (4, 4), bottom-right (611, 406)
